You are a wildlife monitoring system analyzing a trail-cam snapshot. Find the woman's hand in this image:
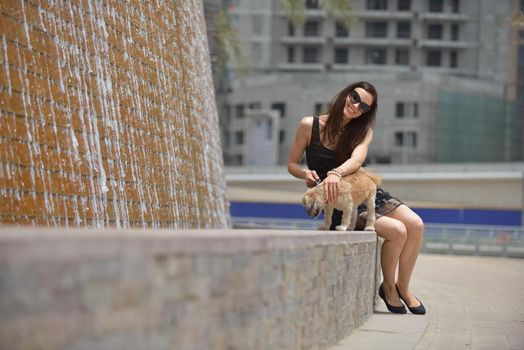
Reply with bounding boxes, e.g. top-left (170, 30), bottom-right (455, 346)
top-left (304, 169), bottom-right (319, 188)
top-left (324, 173), bottom-right (341, 203)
